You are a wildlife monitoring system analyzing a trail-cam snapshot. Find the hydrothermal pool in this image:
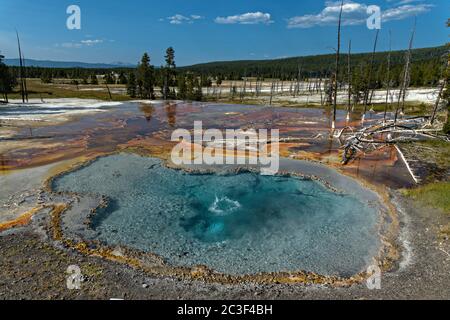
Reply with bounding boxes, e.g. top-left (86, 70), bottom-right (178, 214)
top-left (53, 154), bottom-right (381, 277)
